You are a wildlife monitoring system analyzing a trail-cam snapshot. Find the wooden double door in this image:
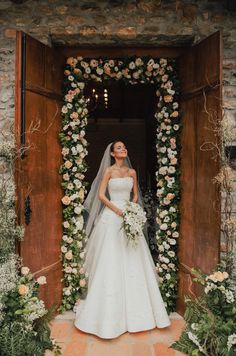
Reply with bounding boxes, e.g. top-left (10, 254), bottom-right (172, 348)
top-left (15, 31), bottom-right (222, 313)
